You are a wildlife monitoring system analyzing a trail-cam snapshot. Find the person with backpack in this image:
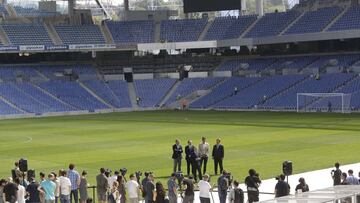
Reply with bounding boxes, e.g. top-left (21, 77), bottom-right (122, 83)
top-left (229, 181), bottom-right (243, 203)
